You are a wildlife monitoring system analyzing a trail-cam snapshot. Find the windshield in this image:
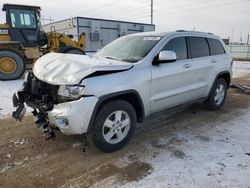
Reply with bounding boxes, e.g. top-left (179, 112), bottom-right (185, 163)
top-left (96, 35), bottom-right (161, 63)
